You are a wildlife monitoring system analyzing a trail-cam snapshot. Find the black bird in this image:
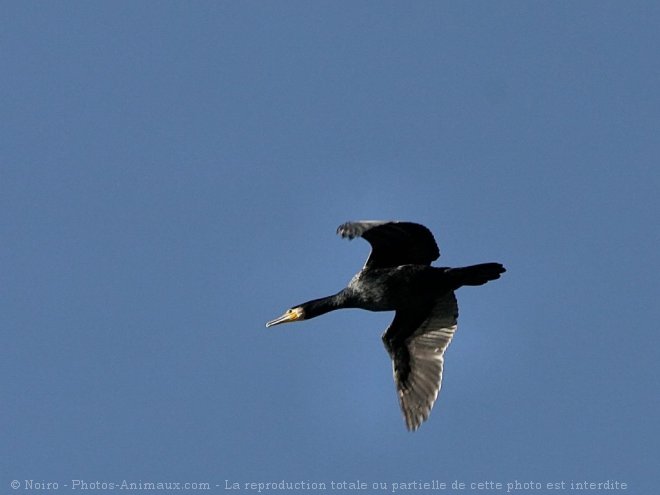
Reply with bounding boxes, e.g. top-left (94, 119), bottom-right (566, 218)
top-left (266, 221), bottom-right (505, 431)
